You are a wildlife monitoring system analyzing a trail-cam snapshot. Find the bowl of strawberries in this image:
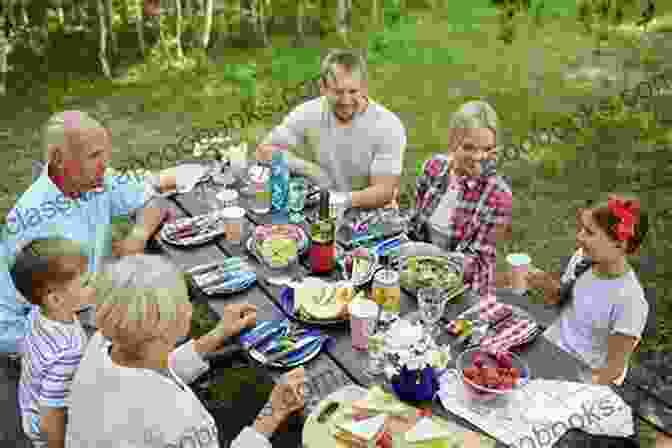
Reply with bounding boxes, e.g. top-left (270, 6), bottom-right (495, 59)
top-left (456, 348), bottom-right (530, 403)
